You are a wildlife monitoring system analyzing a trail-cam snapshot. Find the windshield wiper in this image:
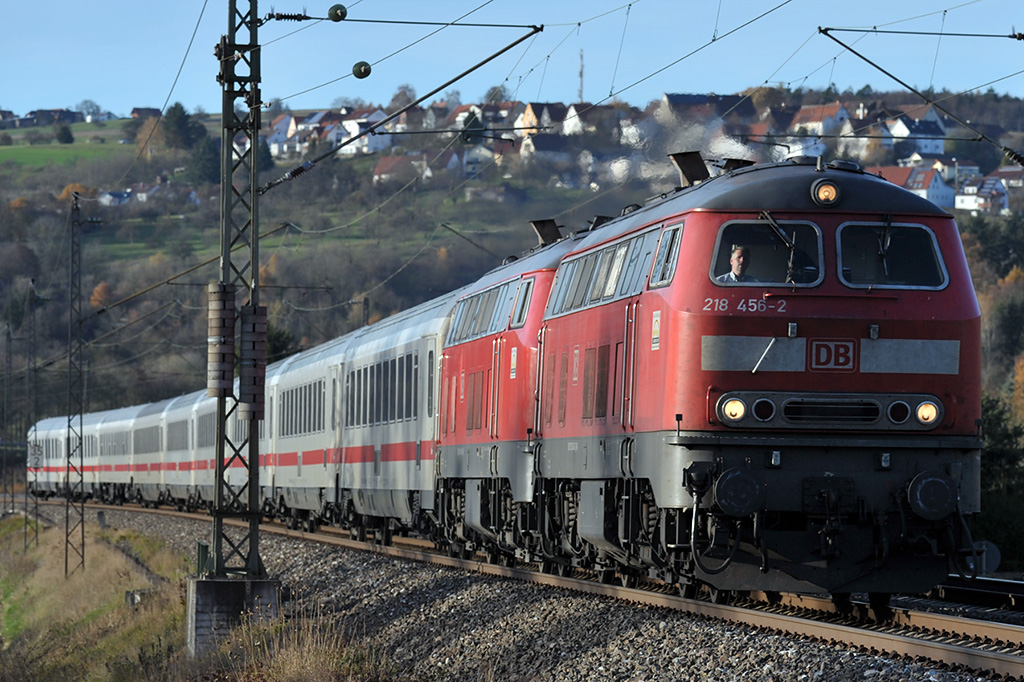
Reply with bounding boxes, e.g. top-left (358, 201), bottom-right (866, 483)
top-left (877, 214), bottom-right (893, 281)
top-left (759, 210), bottom-right (796, 282)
